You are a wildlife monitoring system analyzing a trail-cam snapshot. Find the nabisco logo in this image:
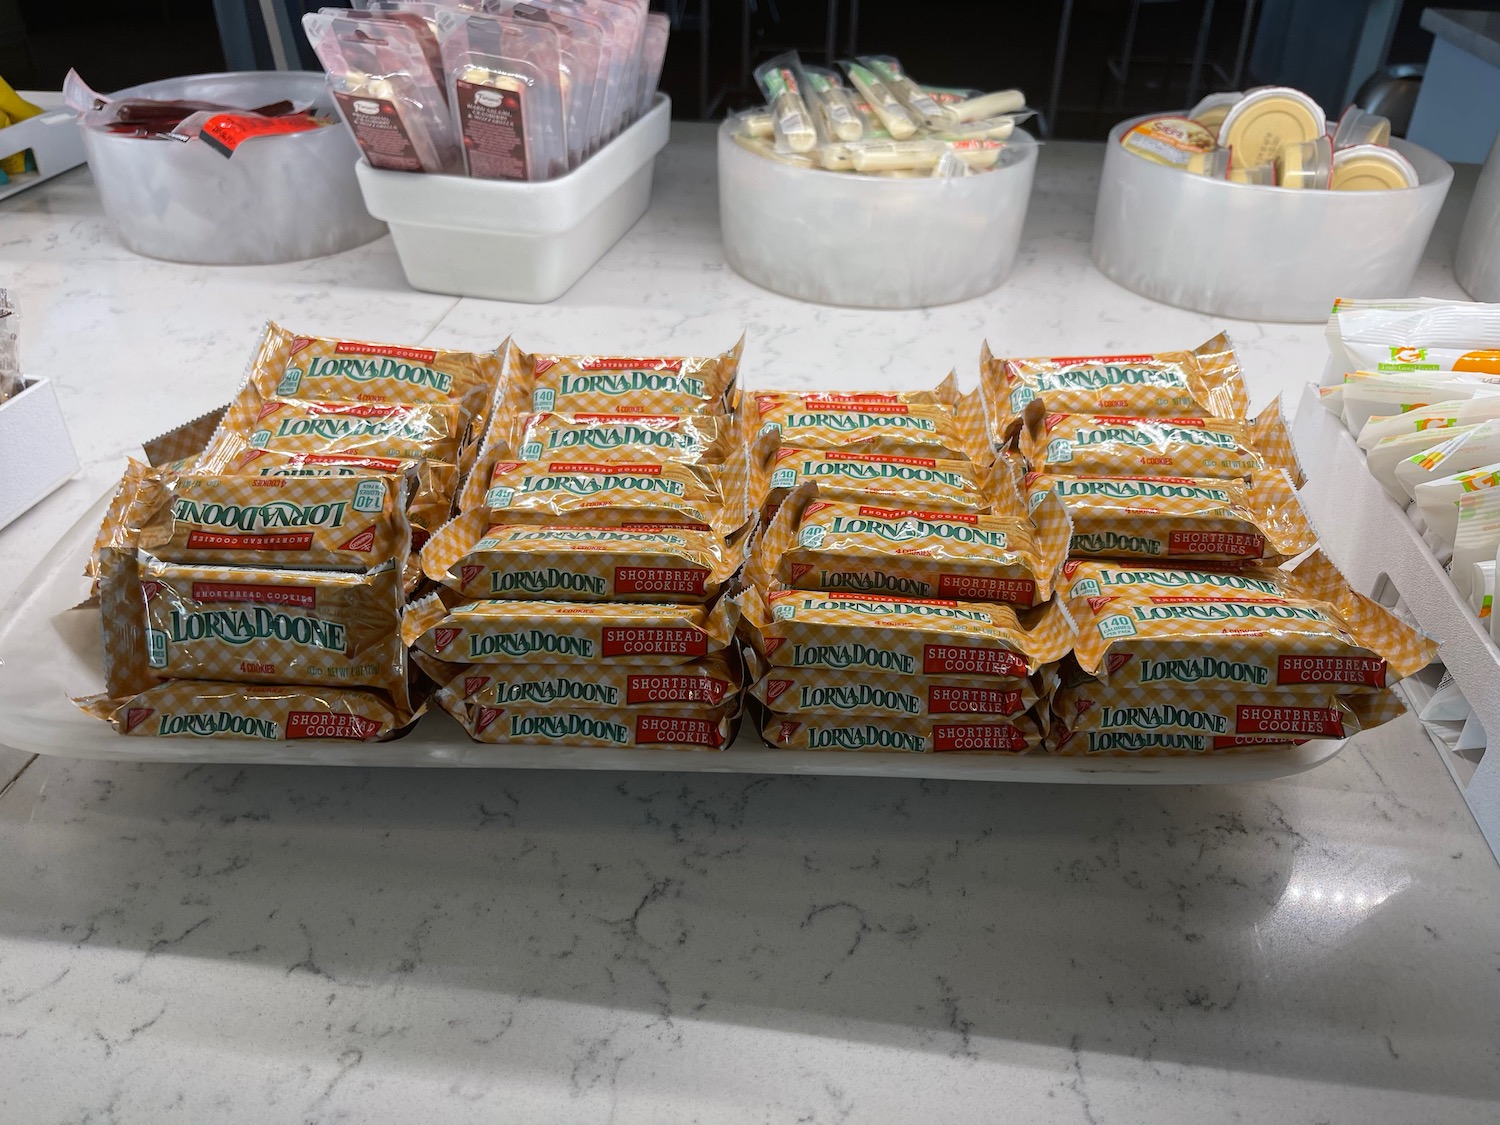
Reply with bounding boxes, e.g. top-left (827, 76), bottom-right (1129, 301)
top-left (124, 707), bottom-right (154, 733)
top-left (433, 627), bottom-right (462, 653)
top-left (764, 678), bottom-right (793, 704)
top-left (463, 675), bottom-right (491, 697)
top-left (460, 564), bottom-right (484, 588)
